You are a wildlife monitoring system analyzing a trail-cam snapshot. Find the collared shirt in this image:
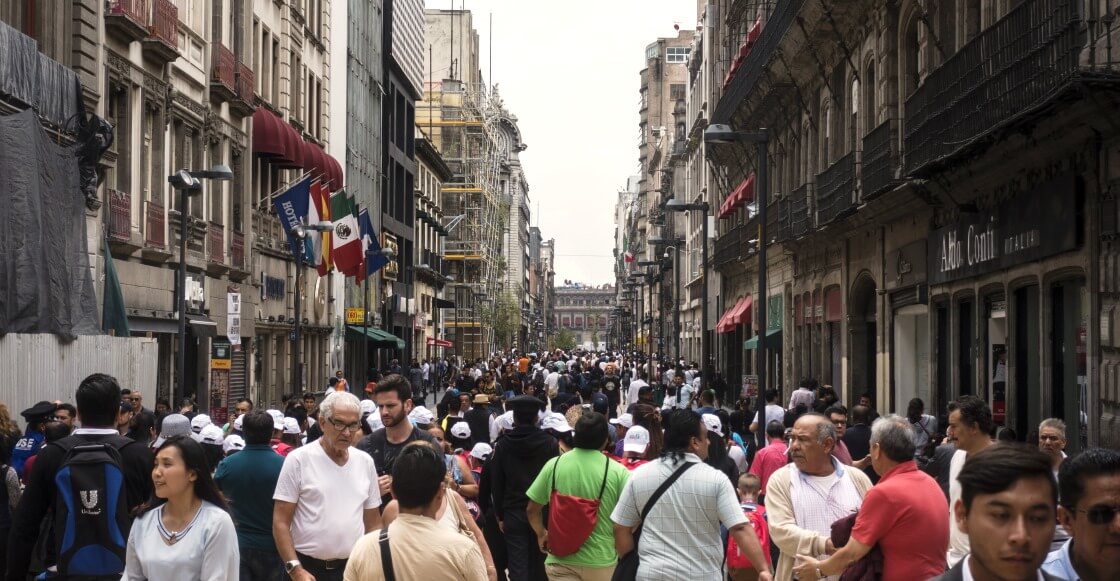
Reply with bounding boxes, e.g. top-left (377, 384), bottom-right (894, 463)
top-left (72, 427), bottom-right (121, 435)
top-left (611, 453), bottom-right (748, 581)
top-left (344, 514), bottom-right (488, 581)
top-left (748, 438), bottom-right (789, 493)
top-left (1041, 539), bottom-right (1079, 580)
top-left (214, 444), bottom-right (286, 551)
top-left (964, 555), bottom-right (1045, 581)
top-left (788, 388), bottom-right (815, 411)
